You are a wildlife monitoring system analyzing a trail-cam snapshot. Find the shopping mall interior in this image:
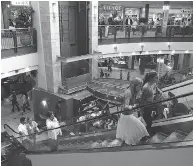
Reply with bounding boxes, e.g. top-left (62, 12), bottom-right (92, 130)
top-left (1, 1), bottom-right (193, 166)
